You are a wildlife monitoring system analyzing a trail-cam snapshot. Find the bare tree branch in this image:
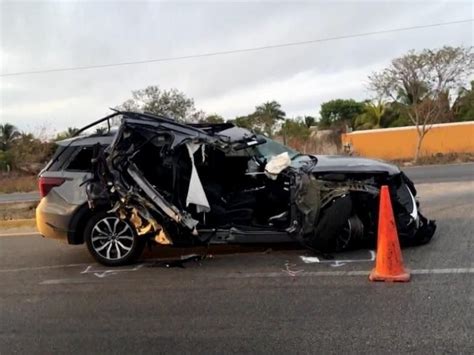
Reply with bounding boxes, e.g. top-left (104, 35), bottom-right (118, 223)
top-left (368, 46), bottom-right (473, 162)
